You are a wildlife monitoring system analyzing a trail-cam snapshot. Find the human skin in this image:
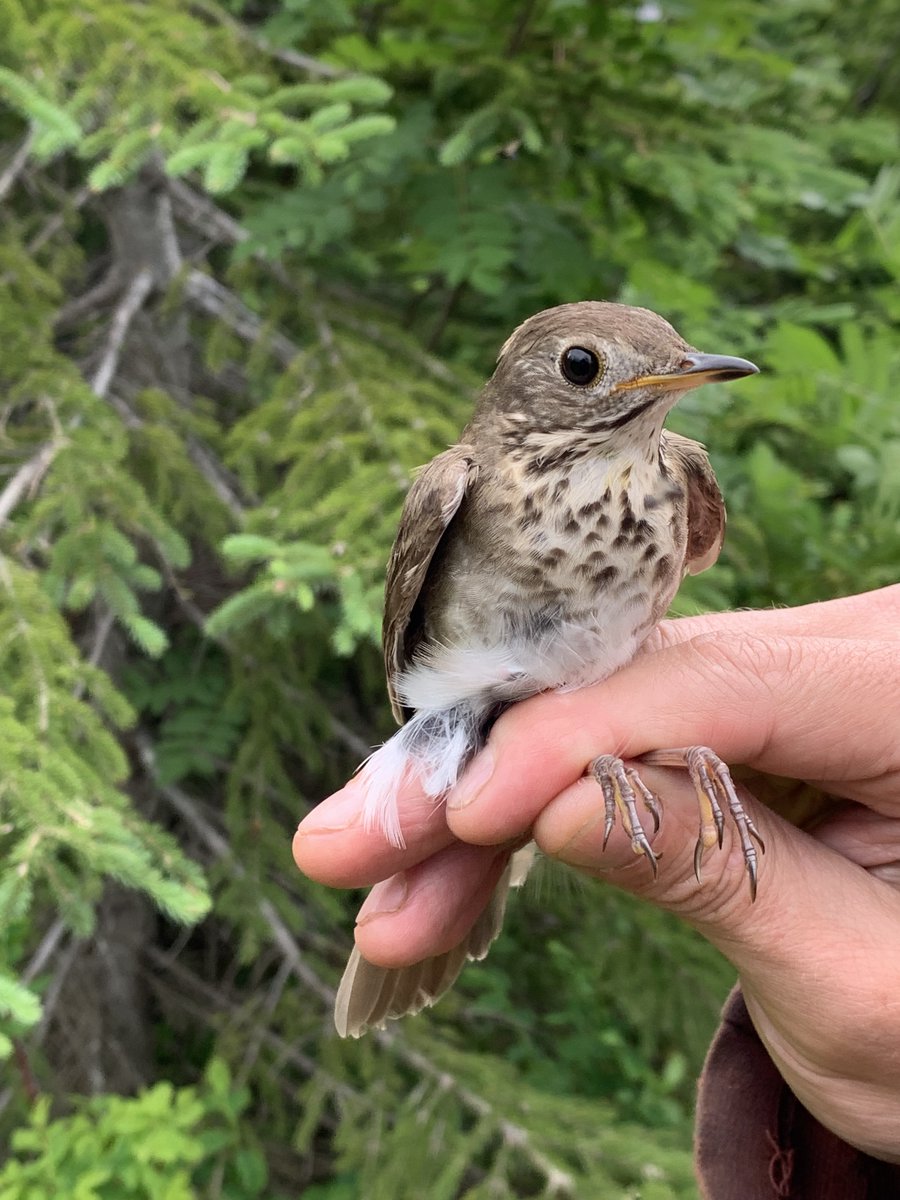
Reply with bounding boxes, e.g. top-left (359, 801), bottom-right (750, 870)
top-left (294, 584), bottom-right (900, 1161)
